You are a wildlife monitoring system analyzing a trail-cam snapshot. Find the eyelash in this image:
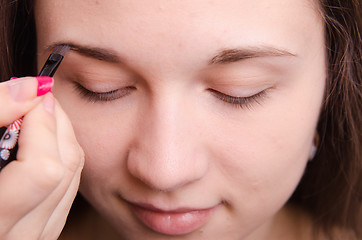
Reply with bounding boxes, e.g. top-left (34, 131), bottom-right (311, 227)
top-left (208, 89), bottom-right (268, 109)
top-left (74, 83), bottom-right (135, 103)
top-left (74, 83), bottom-right (268, 109)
